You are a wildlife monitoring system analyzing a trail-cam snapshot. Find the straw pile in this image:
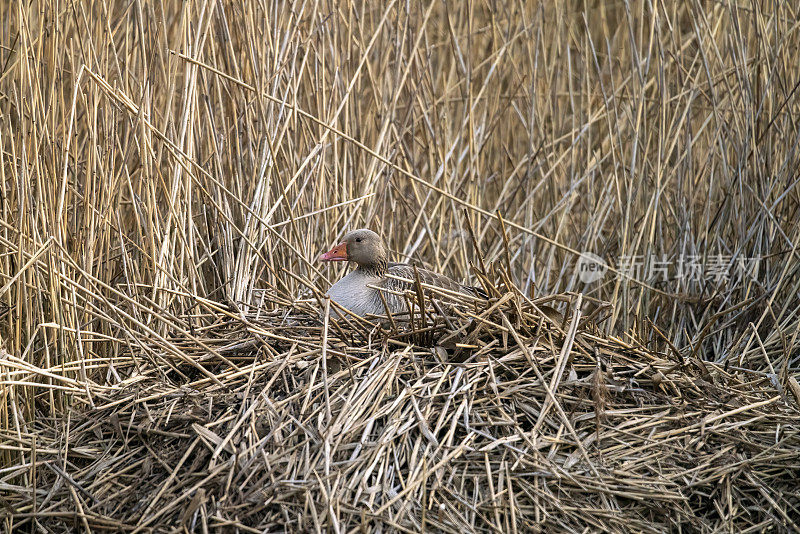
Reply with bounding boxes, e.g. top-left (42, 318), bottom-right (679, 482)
top-left (2, 0), bottom-right (800, 532)
top-left (3, 281), bottom-right (799, 532)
